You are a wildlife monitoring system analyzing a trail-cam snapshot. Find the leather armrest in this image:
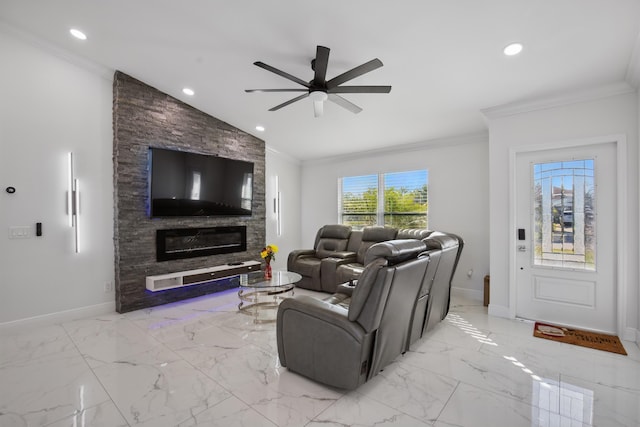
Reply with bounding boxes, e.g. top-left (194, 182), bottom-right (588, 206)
top-left (337, 280), bottom-right (357, 296)
top-left (277, 295), bottom-right (363, 339)
top-left (320, 256), bottom-right (356, 292)
top-left (330, 251), bottom-right (357, 260)
top-left (287, 249), bottom-right (316, 268)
